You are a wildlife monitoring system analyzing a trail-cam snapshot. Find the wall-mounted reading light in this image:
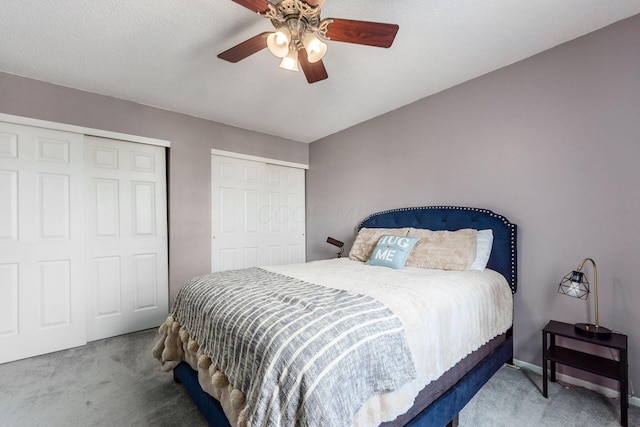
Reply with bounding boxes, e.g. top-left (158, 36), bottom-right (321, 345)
top-left (326, 237), bottom-right (344, 258)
